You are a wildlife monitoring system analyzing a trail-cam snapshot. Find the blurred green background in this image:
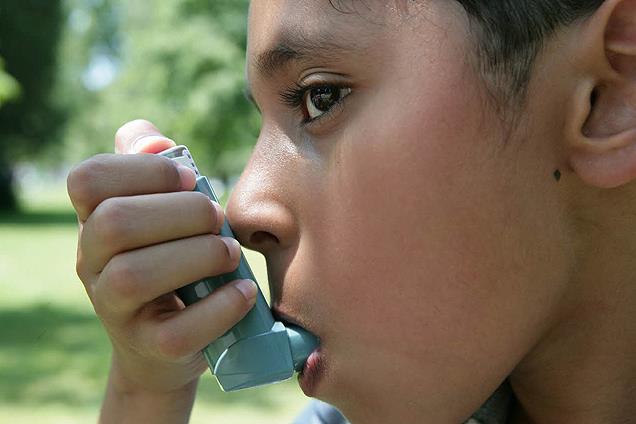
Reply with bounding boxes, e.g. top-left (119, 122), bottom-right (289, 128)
top-left (0, 0), bottom-right (309, 422)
